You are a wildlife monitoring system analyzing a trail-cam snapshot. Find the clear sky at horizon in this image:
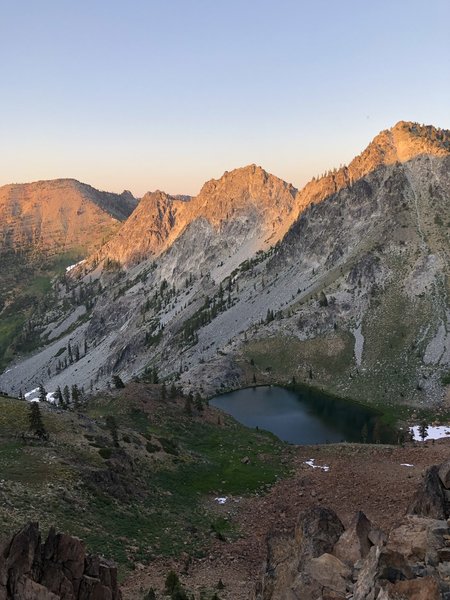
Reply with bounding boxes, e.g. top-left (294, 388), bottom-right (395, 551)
top-left (1, 0), bottom-right (449, 197)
